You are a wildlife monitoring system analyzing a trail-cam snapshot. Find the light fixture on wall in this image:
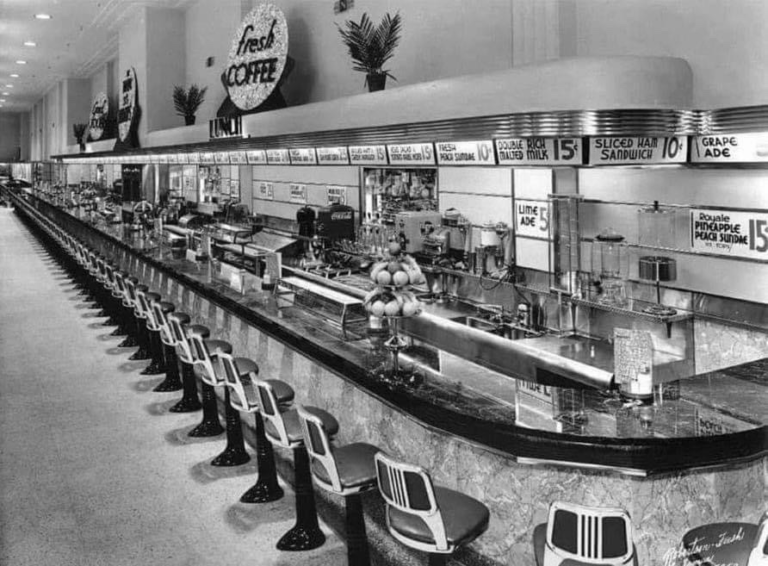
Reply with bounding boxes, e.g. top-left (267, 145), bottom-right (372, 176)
top-left (35, 13), bottom-right (52, 20)
top-left (2, 93), bottom-right (9, 96)
top-left (23, 41), bottom-right (37, 47)
top-left (5, 85), bottom-right (13, 88)
top-left (15, 61), bottom-right (27, 65)
top-left (10, 74), bottom-right (19, 78)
